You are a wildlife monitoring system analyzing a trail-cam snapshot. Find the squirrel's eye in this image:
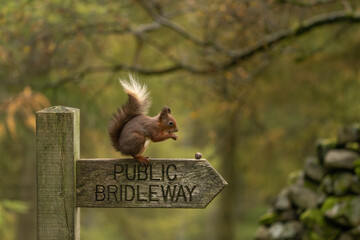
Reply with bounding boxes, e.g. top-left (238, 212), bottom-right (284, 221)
top-left (168, 121), bottom-right (173, 126)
